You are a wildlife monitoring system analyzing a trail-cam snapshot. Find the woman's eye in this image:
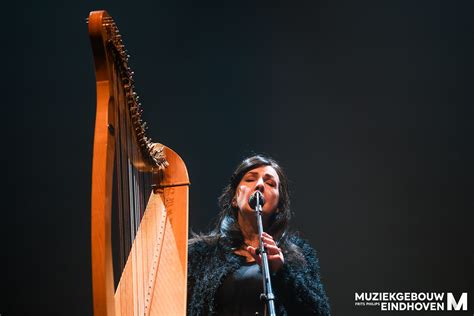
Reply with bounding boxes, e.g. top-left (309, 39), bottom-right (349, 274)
top-left (245, 178), bottom-right (255, 182)
top-left (266, 181), bottom-right (276, 187)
